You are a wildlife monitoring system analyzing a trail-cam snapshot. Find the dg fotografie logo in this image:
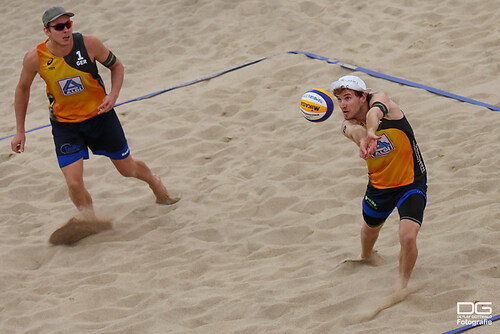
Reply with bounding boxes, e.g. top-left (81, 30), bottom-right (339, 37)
top-left (457, 302), bottom-right (493, 326)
